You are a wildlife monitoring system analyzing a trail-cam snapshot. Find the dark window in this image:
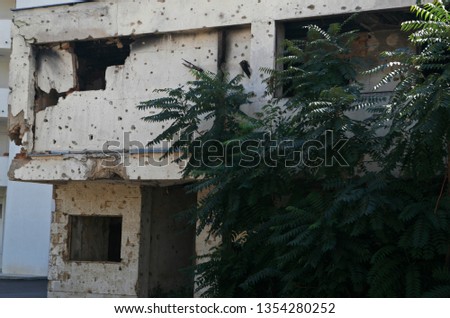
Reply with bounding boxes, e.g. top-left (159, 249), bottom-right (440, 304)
top-left (69, 215), bottom-right (122, 262)
top-left (74, 39), bottom-right (132, 91)
top-left (277, 9), bottom-right (414, 97)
